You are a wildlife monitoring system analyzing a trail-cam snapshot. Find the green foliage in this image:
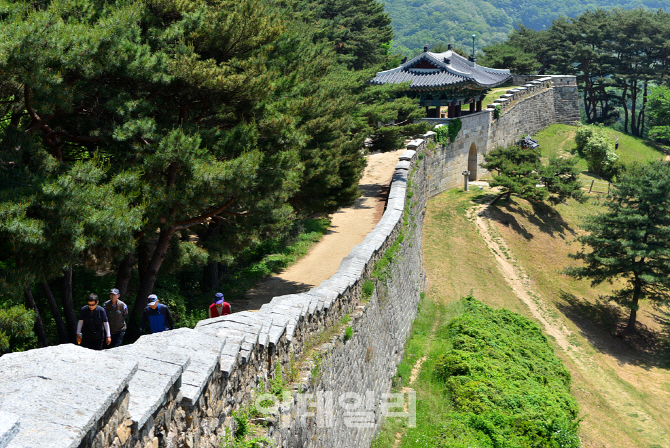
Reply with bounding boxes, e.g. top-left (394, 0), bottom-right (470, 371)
top-left (574, 125), bottom-right (620, 179)
top-left (484, 9), bottom-right (670, 135)
top-left (493, 104), bottom-right (501, 119)
top-left (539, 156), bottom-right (586, 205)
top-left (0, 305), bottom-right (35, 352)
top-left (0, 0), bottom-right (418, 339)
top-left (384, 0), bottom-right (664, 58)
top-left (648, 85), bottom-right (670, 143)
top-left (574, 126), bottom-right (595, 156)
top-left (270, 364), bottom-right (286, 398)
top-left (340, 314), bottom-right (351, 324)
top-left (481, 145), bottom-right (547, 204)
top-left (344, 326), bottom-right (353, 341)
top-left (483, 144), bottom-right (587, 206)
top-left (434, 126), bottom-right (450, 145)
top-left (433, 297), bottom-right (580, 448)
top-left (362, 279), bottom-right (375, 299)
top-left (372, 235), bottom-right (402, 281)
top-left (435, 119), bottom-right (463, 145)
top-left (565, 161), bottom-right (670, 333)
top-left (223, 410), bottom-right (272, 448)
